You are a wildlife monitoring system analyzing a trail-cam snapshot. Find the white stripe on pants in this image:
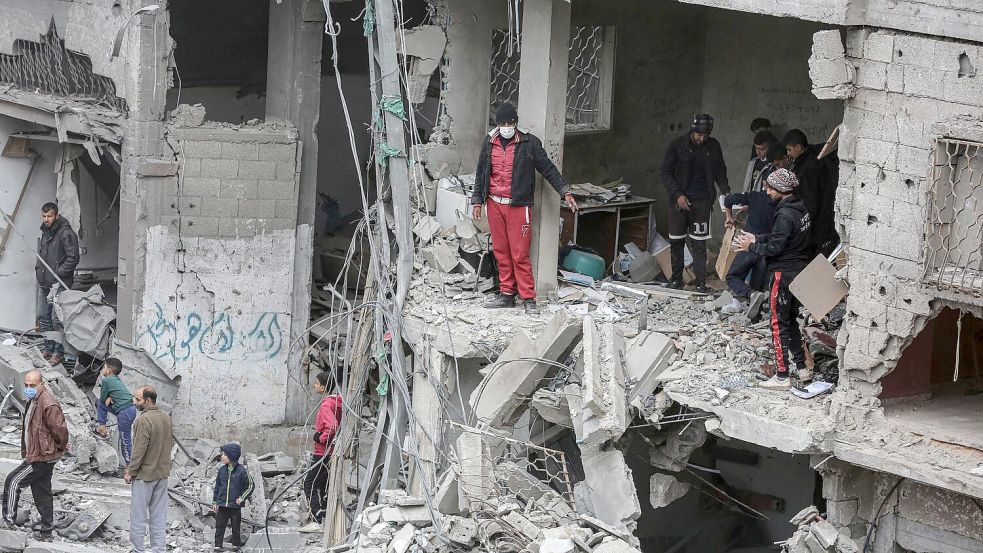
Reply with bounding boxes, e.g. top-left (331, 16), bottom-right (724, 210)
top-left (131, 478), bottom-right (168, 553)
